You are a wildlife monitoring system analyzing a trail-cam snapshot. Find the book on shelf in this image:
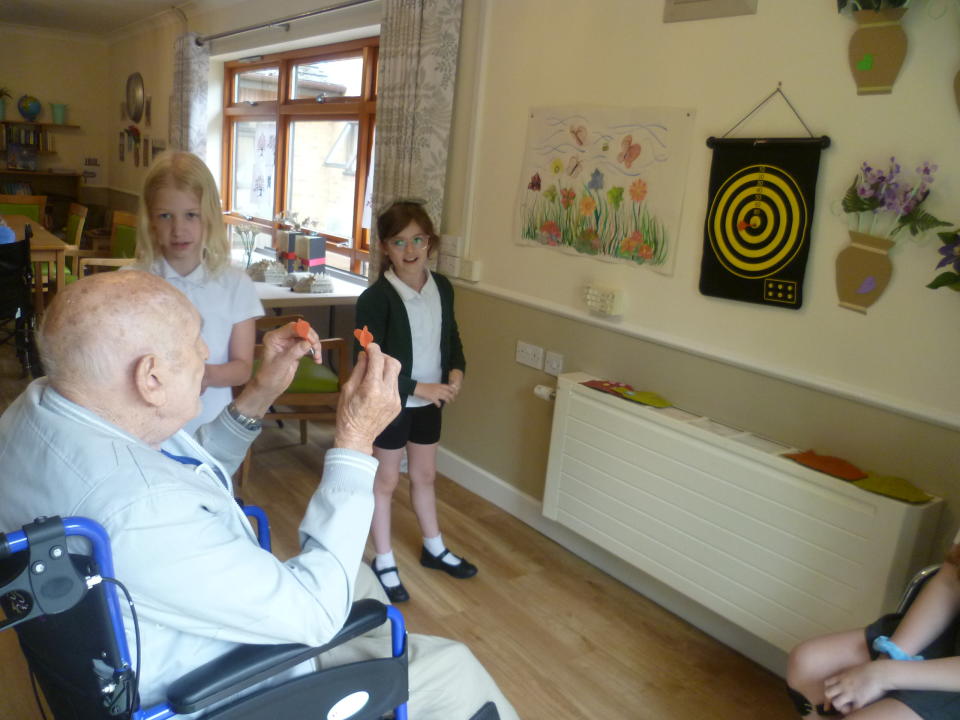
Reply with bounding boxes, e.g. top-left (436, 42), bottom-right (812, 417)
top-left (6, 144), bottom-right (38, 171)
